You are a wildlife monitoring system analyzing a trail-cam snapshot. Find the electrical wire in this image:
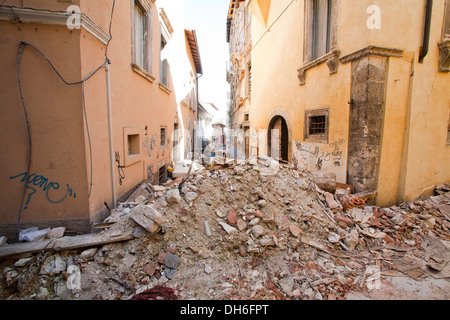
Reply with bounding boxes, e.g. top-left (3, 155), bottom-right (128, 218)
top-left (105, 0), bottom-right (116, 60)
top-left (16, 42), bottom-right (32, 228)
top-left (15, 0), bottom-right (116, 229)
